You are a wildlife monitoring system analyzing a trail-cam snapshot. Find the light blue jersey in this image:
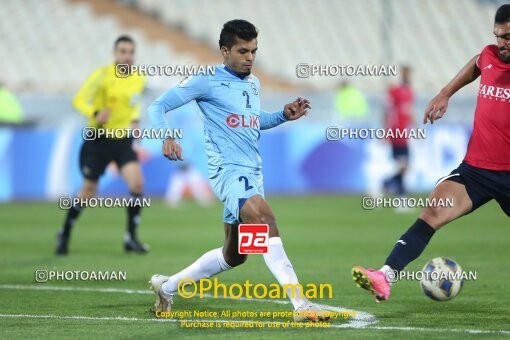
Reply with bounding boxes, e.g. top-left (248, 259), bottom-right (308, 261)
top-left (148, 64), bottom-right (288, 223)
top-left (148, 64), bottom-right (287, 176)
